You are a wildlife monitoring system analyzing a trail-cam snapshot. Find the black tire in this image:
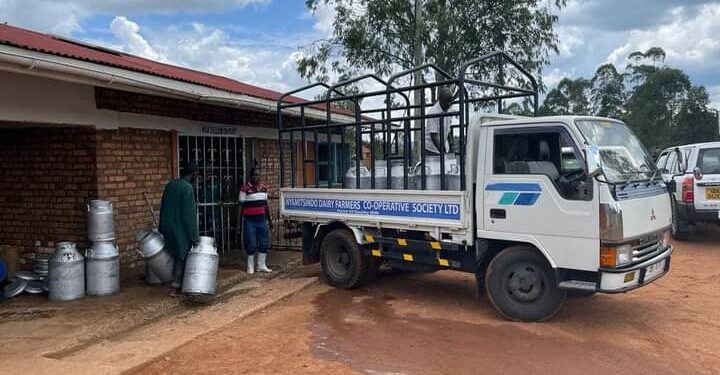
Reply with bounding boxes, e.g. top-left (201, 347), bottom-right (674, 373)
top-left (320, 229), bottom-right (377, 289)
top-left (485, 246), bottom-right (566, 322)
top-left (671, 200), bottom-right (690, 240)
